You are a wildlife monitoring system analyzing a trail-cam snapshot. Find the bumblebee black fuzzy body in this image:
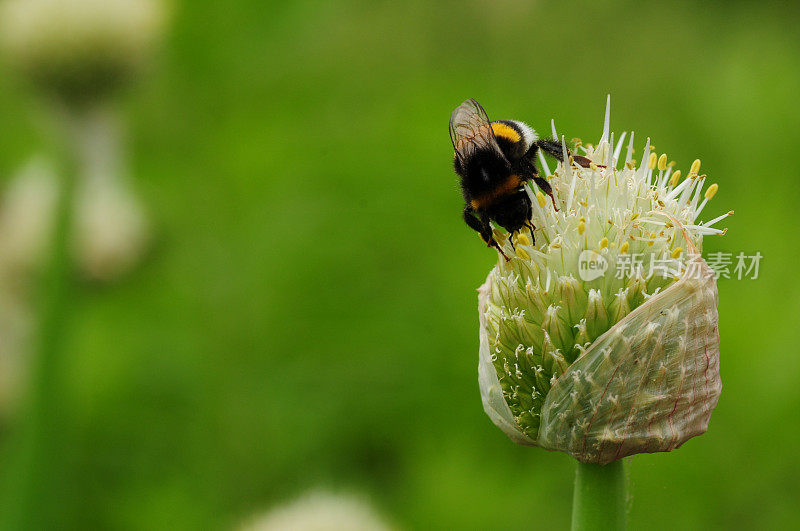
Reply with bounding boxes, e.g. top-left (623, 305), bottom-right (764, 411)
top-left (449, 98), bottom-right (589, 258)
